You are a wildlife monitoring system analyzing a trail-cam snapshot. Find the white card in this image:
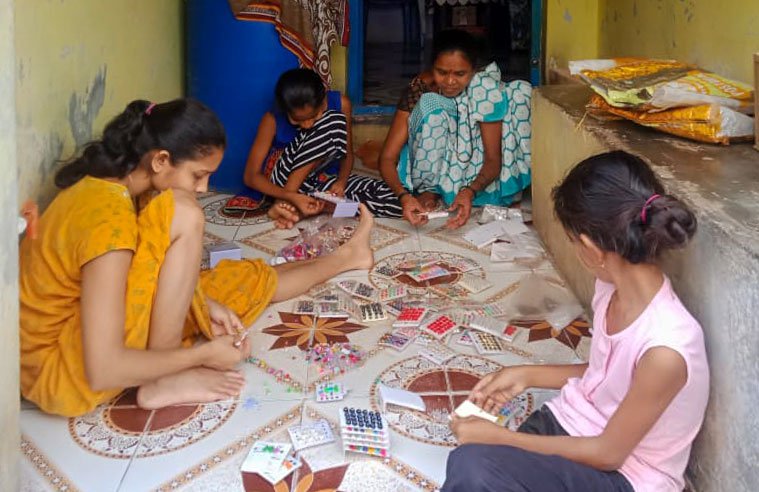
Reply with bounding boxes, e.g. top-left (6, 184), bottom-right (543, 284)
top-left (259, 455), bottom-right (301, 484)
top-left (378, 384), bottom-right (426, 412)
top-left (453, 400), bottom-right (498, 423)
top-left (287, 419), bottom-right (335, 451)
top-left (241, 441), bottom-right (292, 474)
